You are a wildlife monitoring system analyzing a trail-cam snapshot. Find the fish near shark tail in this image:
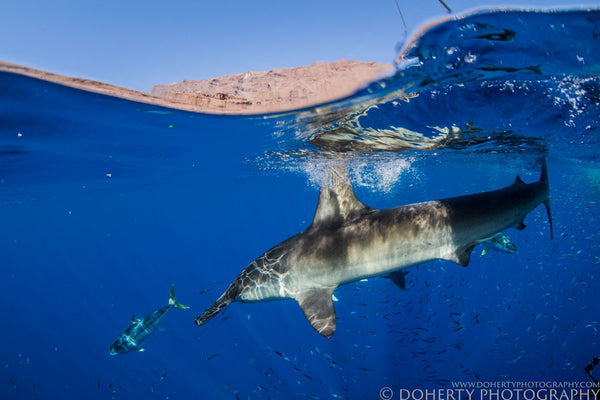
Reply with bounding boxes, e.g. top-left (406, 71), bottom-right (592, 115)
top-left (194, 280), bottom-right (241, 326)
top-left (540, 158), bottom-right (553, 240)
top-left (168, 285), bottom-right (190, 309)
